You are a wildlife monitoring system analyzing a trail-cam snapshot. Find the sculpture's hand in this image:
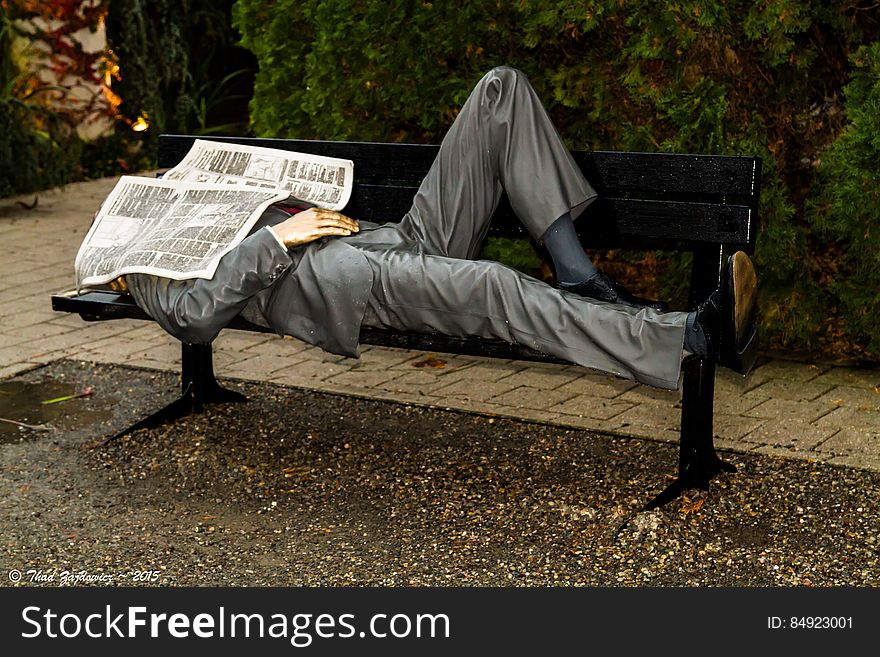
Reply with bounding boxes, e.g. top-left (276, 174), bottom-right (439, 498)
top-left (272, 208), bottom-right (359, 247)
